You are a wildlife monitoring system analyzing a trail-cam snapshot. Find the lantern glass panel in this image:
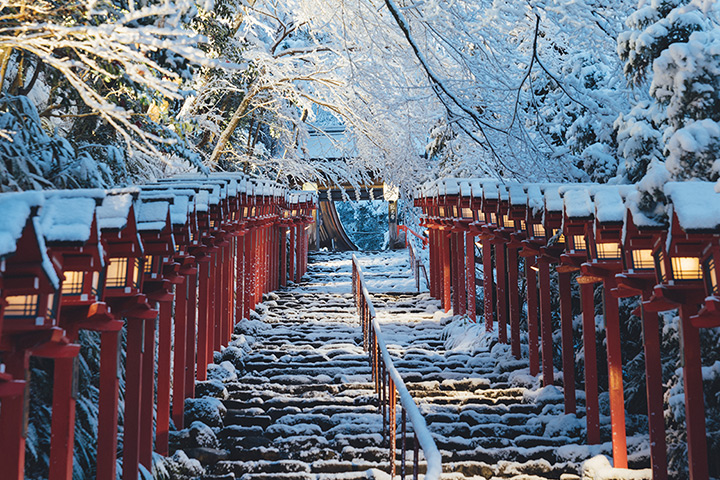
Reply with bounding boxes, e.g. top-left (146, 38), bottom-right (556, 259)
top-left (671, 256), bottom-right (702, 280)
top-left (91, 271), bottom-right (101, 297)
top-left (4, 295), bottom-right (39, 317)
top-left (489, 212), bottom-right (497, 224)
top-left (572, 235), bottom-right (587, 251)
top-left (134, 258), bottom-right (143, 288)
top-left (704, 256), bottom-right (718, 295)
top-left (106, 258), bottom-right (128, 288)
top-left (62, 270), bottom-right (84, 295)
top-left (532, 223), bottom-right (545, 238)
top-left (631, 249), bottom-right (654, 270)
top-left (439, 206), bottom-right (446, 217)
top-left (503, 215), bottom-right (512, 228)
top-left (520, 220), bottom-right (526, 231)
top-left (144, 255), bottom-right (154, 274)
top-left (596, 242), bottom-right (621, 260)
top-left (462, 208), bottom-right (473, 219)
top-left (655, 250), bottom-right (668, 282)
top-left (46, 293), bottom-right (57, 318)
